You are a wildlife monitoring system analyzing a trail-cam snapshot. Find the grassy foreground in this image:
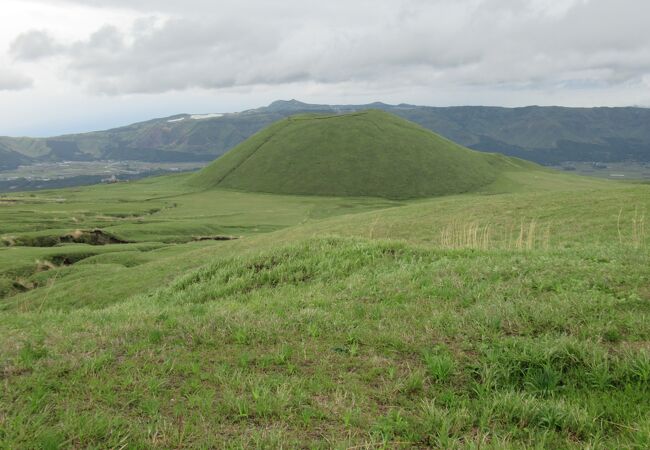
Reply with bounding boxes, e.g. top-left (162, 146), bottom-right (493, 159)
top-left (1, 169), bottom-right (649, 448)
